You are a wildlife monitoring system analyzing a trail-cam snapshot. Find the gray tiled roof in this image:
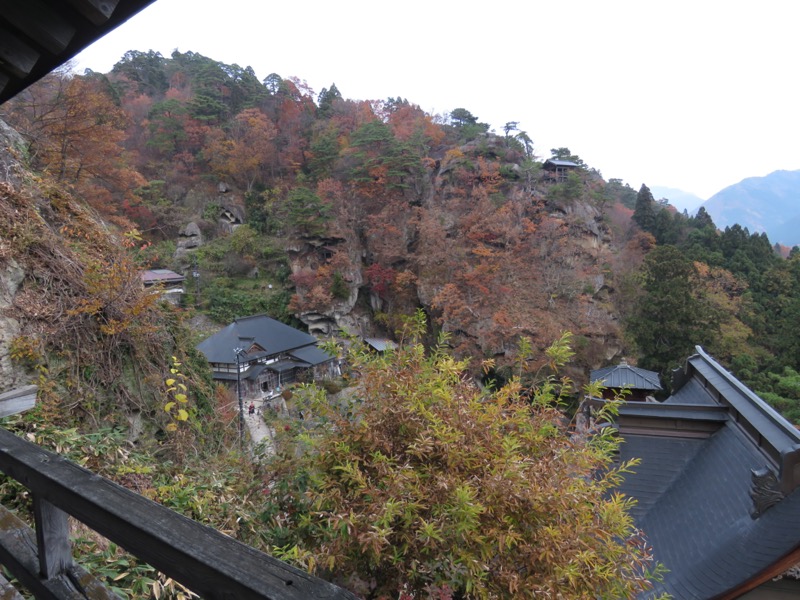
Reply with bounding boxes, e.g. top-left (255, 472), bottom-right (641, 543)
top-left (627, 426), bottom-right (800, 598)
top-left (591, 362), bottom-right (662, 391)
top-left (363, 338), bottom-right (398, 352)
top-left (289, 345), bottom-right (336, 366)
top-left (618, 434), bottom-right (708, 521)
top-left (616, 347), bottom-right (800, 598)
top-left (0, 1), bottom-right (157, 105)
top-left (141, 269), bottom-right (185, 285)
top-left (664, 376), bottom-right (717, 405)
top-left (266, 359), bottom-right (305, 374)
top-left (543, 159), bottom-right (580, 168)
top-left (196, 315), bottom-right (320, 365)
